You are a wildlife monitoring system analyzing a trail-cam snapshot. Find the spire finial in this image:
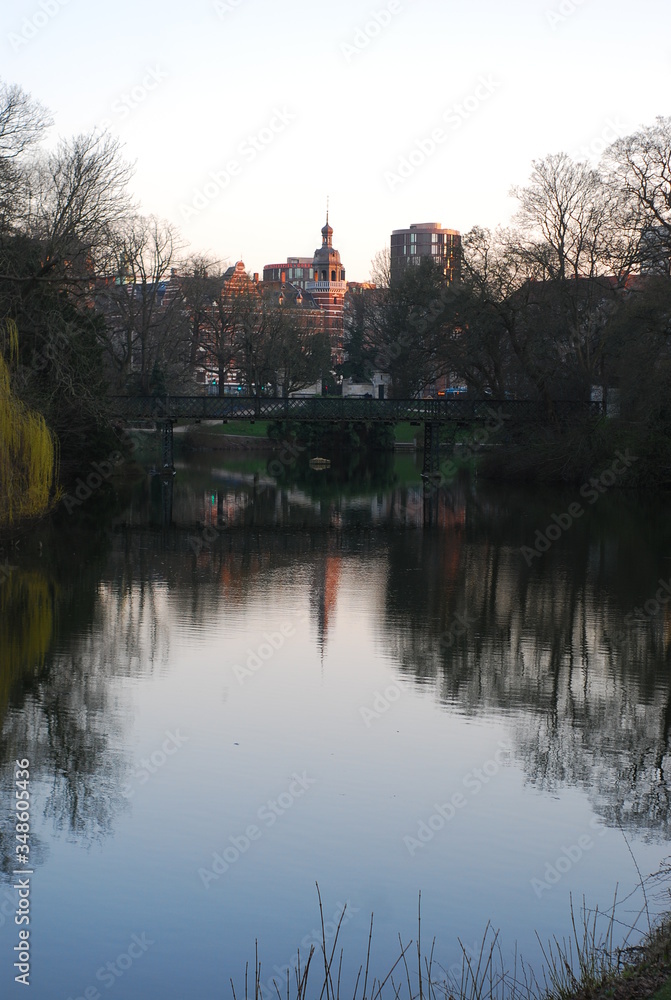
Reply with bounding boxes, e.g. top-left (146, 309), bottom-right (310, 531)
top-left (326, 195), bottom-right (329, 227)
